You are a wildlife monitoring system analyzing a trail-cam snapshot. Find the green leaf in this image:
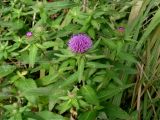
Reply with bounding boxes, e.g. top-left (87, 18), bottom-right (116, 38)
top-left (38, 74), bottom-right (59, 86)
top-left (136, 8), bottom-right (160, 50)
top-left (102, 103), bottom-right (130, 119)
top-left (79, 16), bottom-right (92, 32)
top-left (115, 64), bottom-right (137, 75)
top-left (55, 24), bottom-right (80, 38)
top-left (40, 10), bottom-right (48, 23)
top-left (49, 89), bottom-right (66, 111)
top-left (0, 20), bottom-right (24, 30)
top-left (78, 110), bottom-right (97, 120)
top-left (78, 56), bottom-right (85, 82)
top-left (45, 1), bottom-right (77, 10)
top-left (102, 38), bottom-right (117, 49)
top-left (14, 113), bottom-right (23, 120)
top-left (0, 65), bottom-right (16, 78)
top-left (86, 62), bottom-right (112, 69)
top-left (88, 27), bottom-right (95, 39)
top-left (85, 54), bottom-right (106, 60)
top-left (91, 20), bottom-right (100, 30)
top-left (42, 41), bottom-right (55, 49)
top-left (23, 111), bottom-right (44, 120)
top-left (14, 78), bottom-right (37, 104)
top-left (60, 72), bottom-right (78, 88)
top-left (29, 44), bottom-right (38, 68)
top-left (25, 86), bottom-right (53, 96)
top-left (71, 98), bottom-right (79, 109)
top-left (37, 111), bottom-right (67, 120)
top-left (92, 38), bottom-right (101, 49)
top-left (56, 100), bottom-right (72, 114)
top-left (8, 43), bottom-right (20, 52)
top-left (98, 84), bottom-right (134, 101)
top-left (130, 111), bottom-right (138, 120)
top-left (60, 11), bottom-right (72, 28)
top-left (80, 85), bottom-right (99, 105)
top-left (118, 52), bottom-right (137, 63)
top-left (51, 15), bottom-right (63, 29)
top-left (0, 93), bottom-right (12, 100)
top-left (79, 100), bottom-right (89, 108)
